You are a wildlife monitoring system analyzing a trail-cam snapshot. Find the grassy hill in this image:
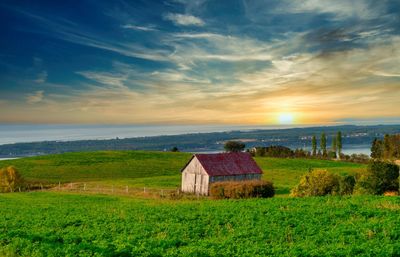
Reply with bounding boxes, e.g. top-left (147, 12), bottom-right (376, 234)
top-left (1, 151), bottom-right (397, 256)
top-left (0, 150), bottom-right (366, 194)
top-left (256, 157), bottom-right (366, 194)
top-left (0, 192), bottom-right (399, 256)
top-left (0, 151), bottom-right (191, 182)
